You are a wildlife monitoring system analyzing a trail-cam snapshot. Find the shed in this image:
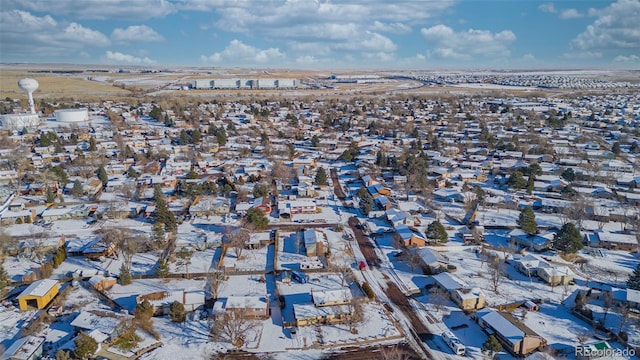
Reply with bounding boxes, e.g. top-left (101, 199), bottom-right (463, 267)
top-left (17, 279), bottom-right (59, 311)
